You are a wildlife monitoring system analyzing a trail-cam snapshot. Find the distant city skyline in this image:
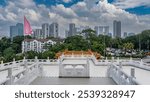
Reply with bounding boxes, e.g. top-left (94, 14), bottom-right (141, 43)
top-left (31, 22), bottom-right (59, 39)
top-left (8, 21), bottom-right (145, 39)
top-left (94, 26), bottom-right (109, 36)
top-left (0, 0), bottom-right (150, 37)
